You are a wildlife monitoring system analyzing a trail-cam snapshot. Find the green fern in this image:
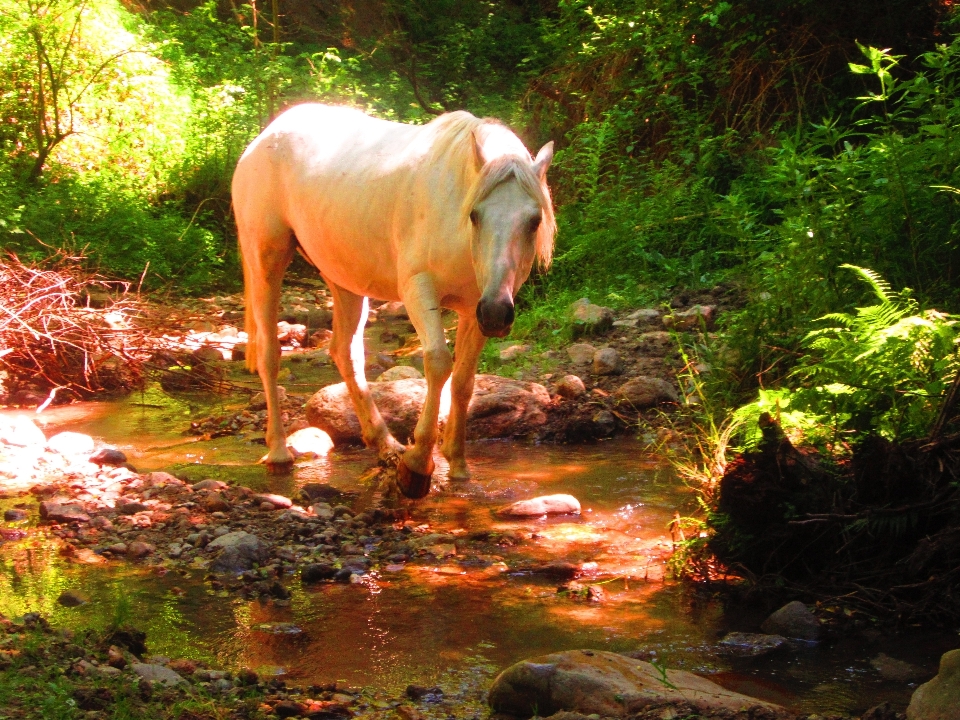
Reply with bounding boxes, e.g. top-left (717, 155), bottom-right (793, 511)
top-left (734, 265), bottom-right (958, 448)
